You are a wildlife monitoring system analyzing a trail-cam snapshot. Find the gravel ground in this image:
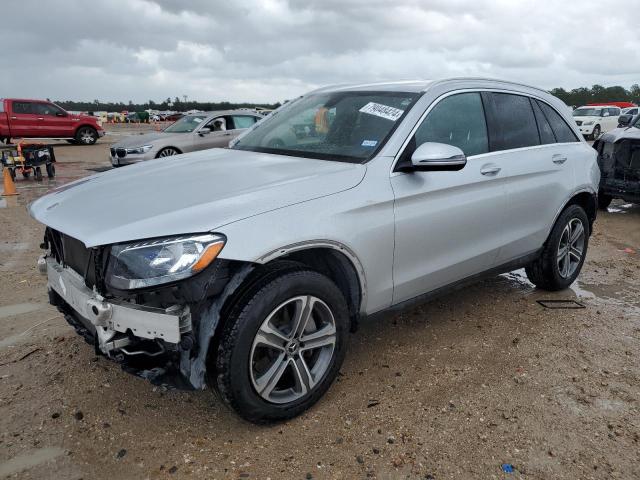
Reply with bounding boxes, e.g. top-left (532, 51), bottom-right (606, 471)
top-left (1, 128), bottom-right (639, 479)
